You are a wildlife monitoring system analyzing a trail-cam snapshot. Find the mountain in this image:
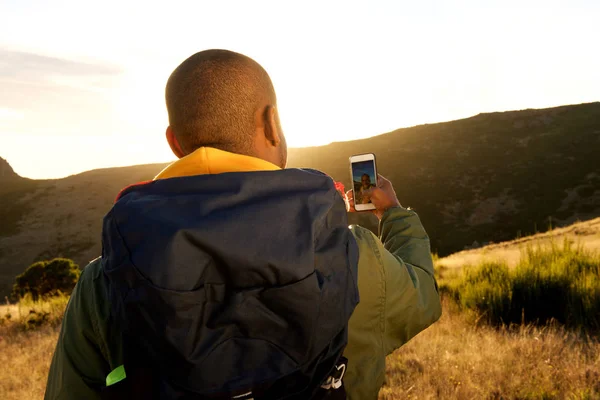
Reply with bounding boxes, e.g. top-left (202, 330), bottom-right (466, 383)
top-left (0, 102), bottom-right (599, 298)
top-left (288, 102), bottom-right (600, 256)
top-left (0, 157), bottom-right (19, 181)
top-left (0, 163), bottom-right (167, 299)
